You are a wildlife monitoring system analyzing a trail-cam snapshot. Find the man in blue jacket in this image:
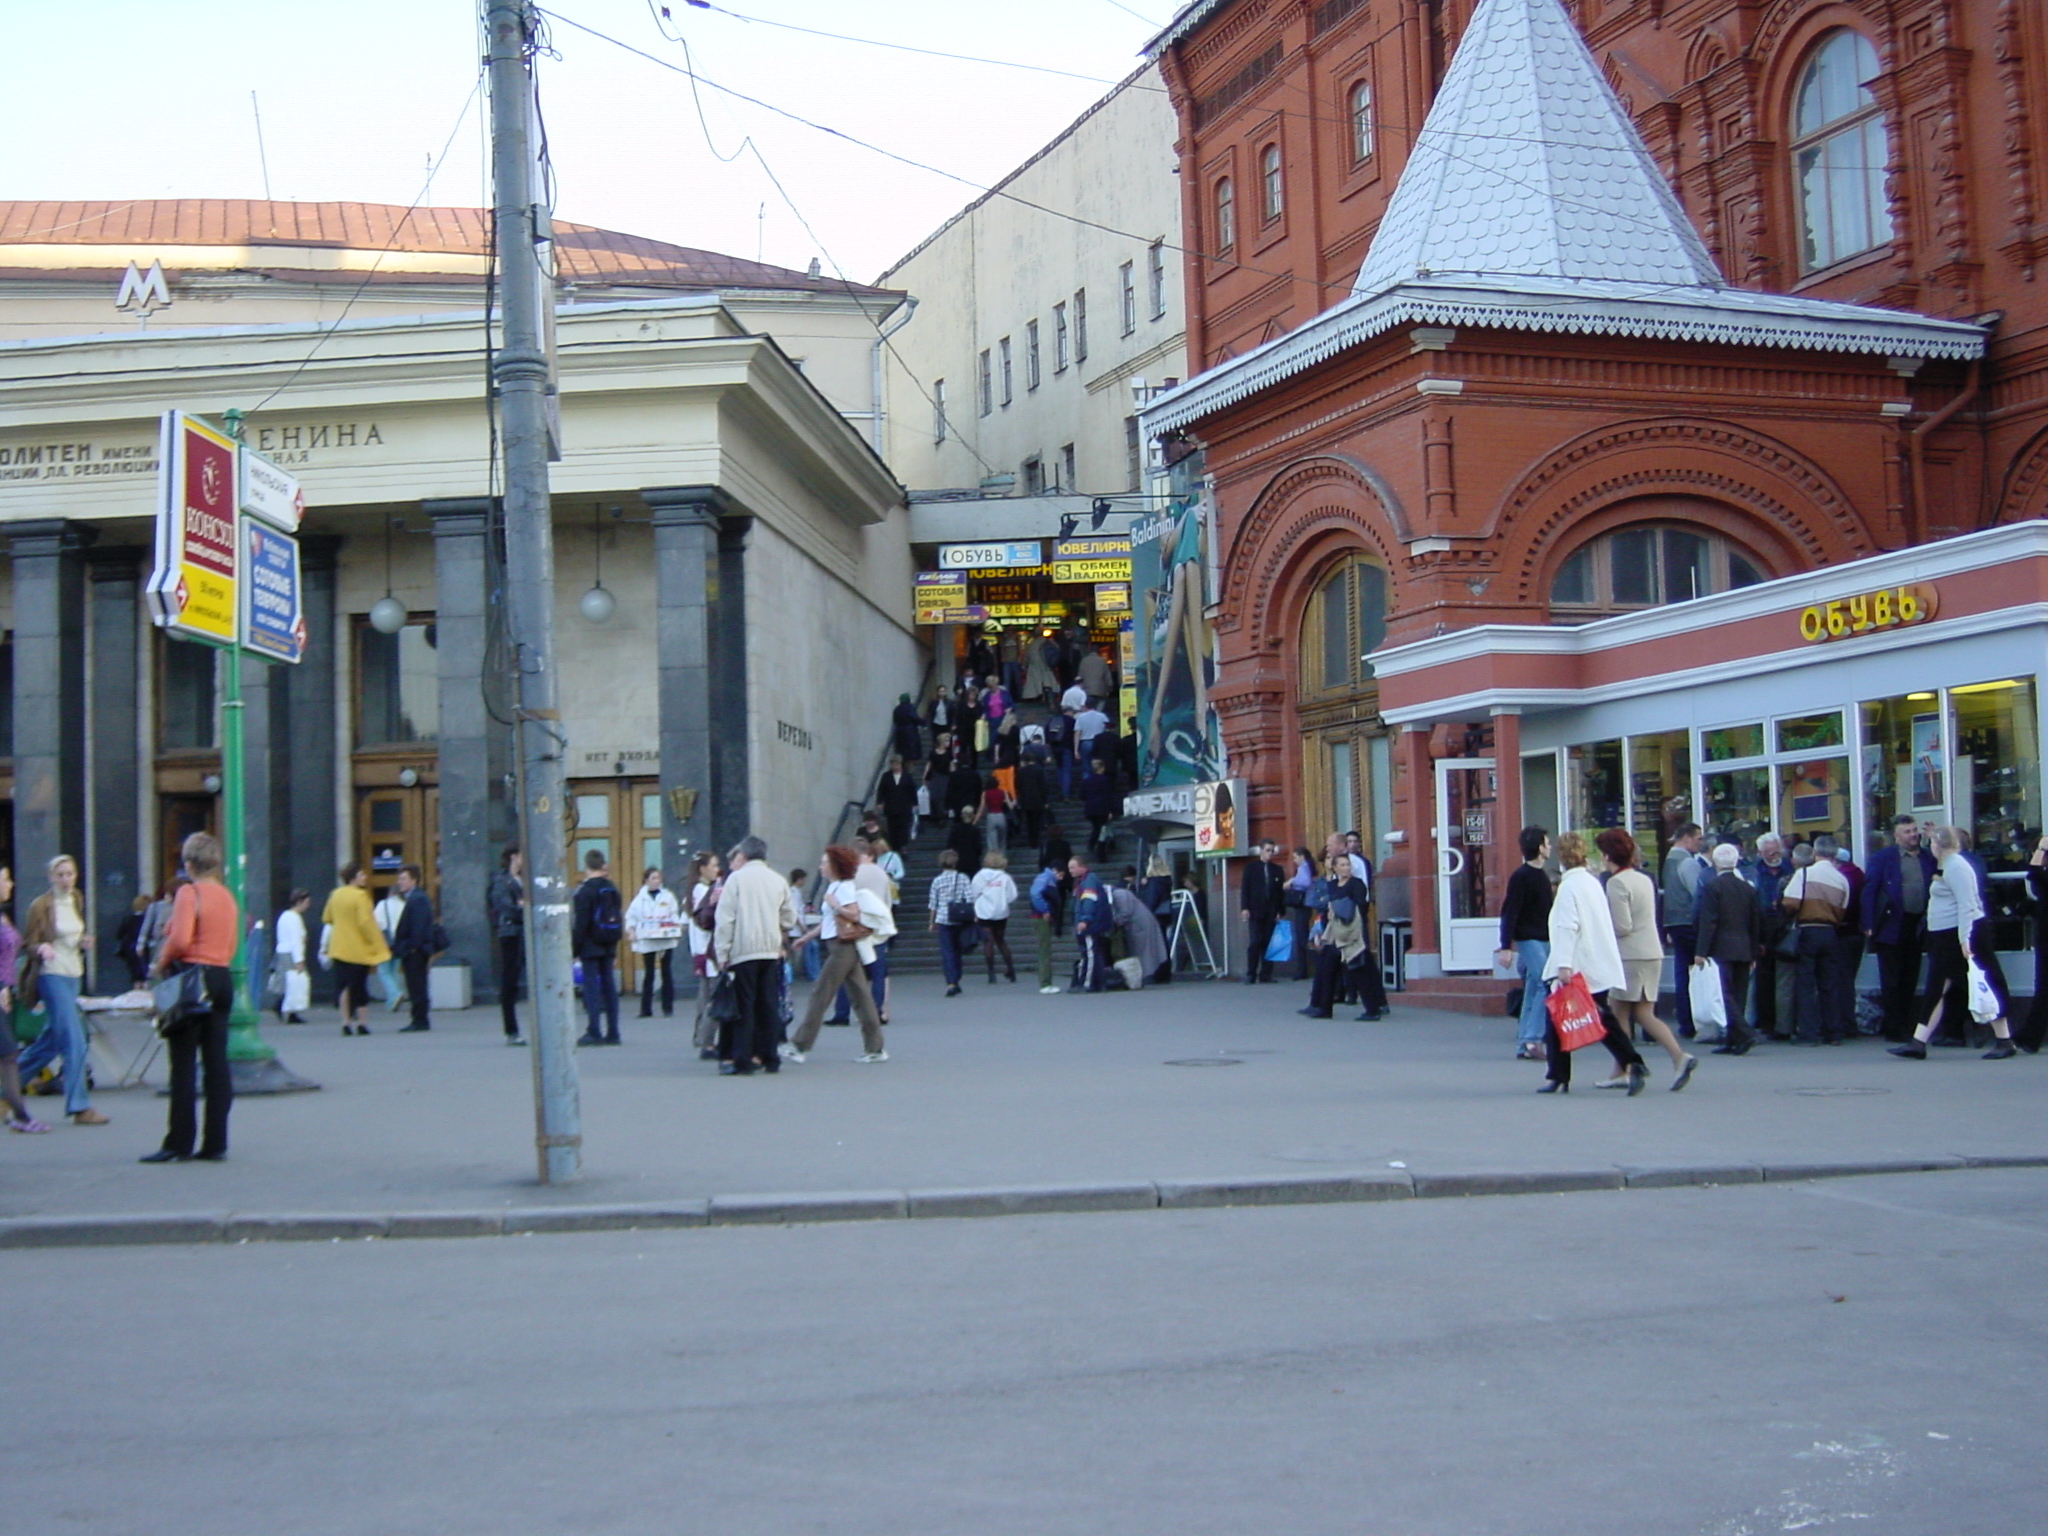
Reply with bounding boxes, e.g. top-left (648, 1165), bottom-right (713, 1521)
top-left (1861, 814), bottom-right (1937, 1042)
top-left (1068, 855), bottom-right (1109, 993)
